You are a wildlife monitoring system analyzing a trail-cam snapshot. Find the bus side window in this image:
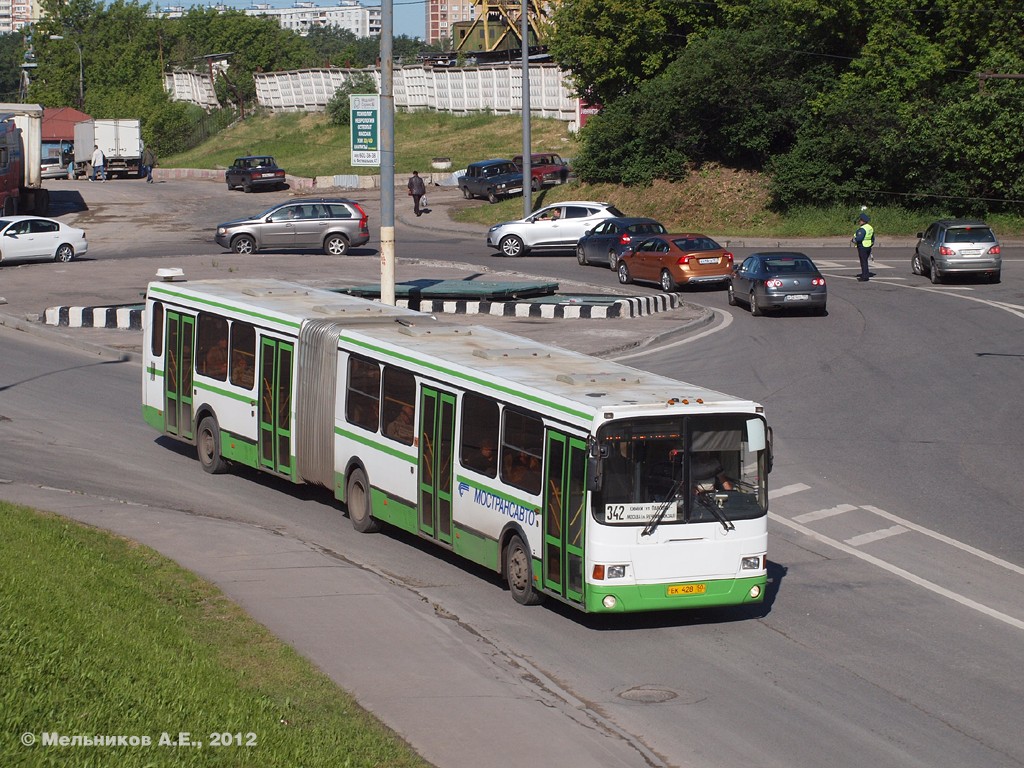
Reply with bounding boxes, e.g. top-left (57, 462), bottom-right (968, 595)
top-left (459, 393), bottom-right (499, 477)
top-left (381, 366), bottom-right (416, 445)
top-left (346, 356), bottom-right (380, 431)
top-left (196, 312), bottom-right (229, 380)
top-left (501, 409), bottom-right (544, 494)
top-left (230, 321), bottom-right (256, 390)
top-left (150, 301), bottom-right (164, 357)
